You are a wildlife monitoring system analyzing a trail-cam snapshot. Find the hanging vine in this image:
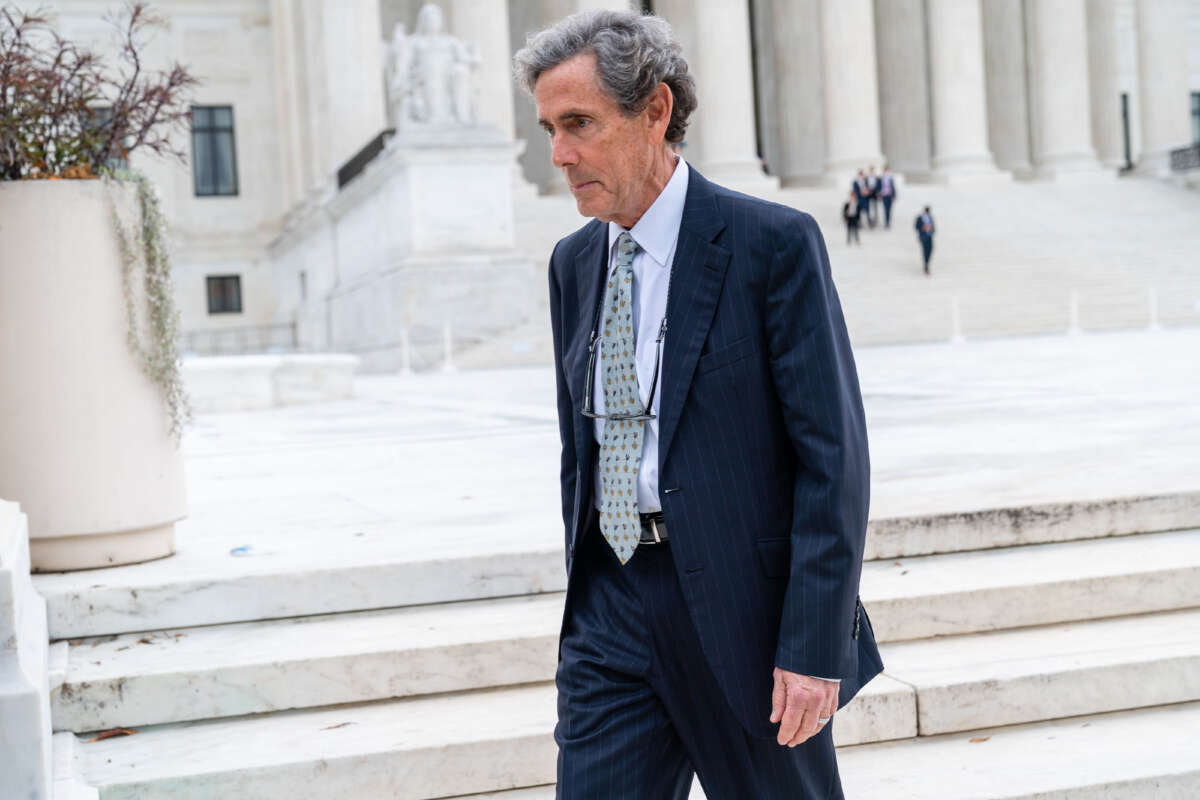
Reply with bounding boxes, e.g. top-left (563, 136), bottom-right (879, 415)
top-left (101, 164), bottom-right (191, 442)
